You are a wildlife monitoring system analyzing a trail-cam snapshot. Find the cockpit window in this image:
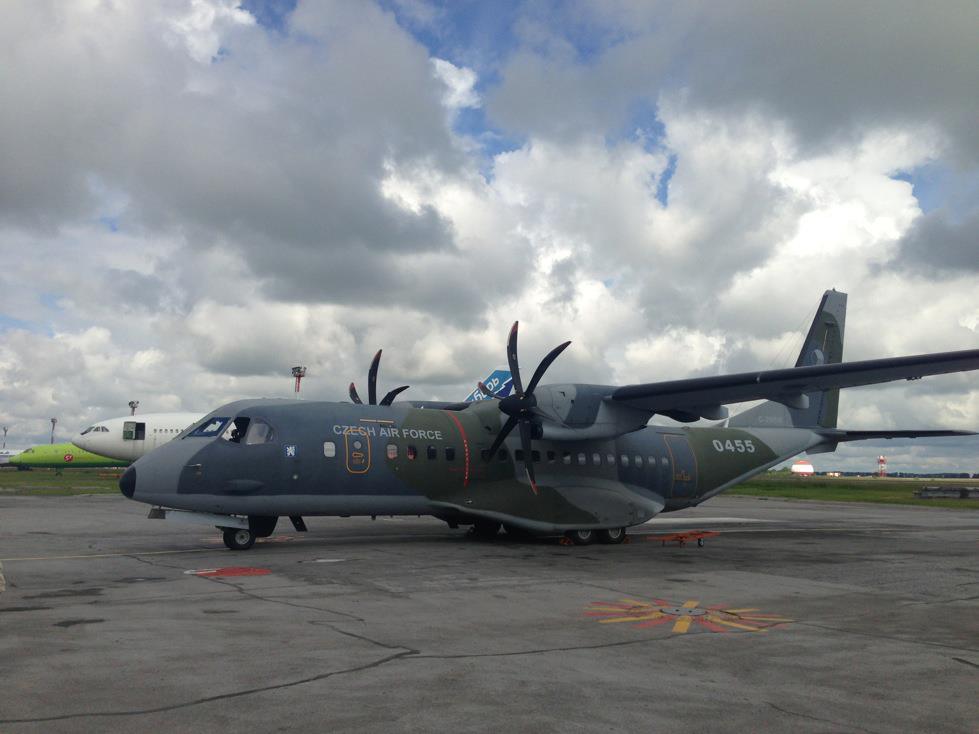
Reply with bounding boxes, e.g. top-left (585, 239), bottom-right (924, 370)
top-left (187, 417), bottom-right (230, 438)
top-left (222, 417), bottom-right (251, 444)
top-left (244, 419), bottom-right (275, 445)
top-left (81, 426), bottom-right (94, 435)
